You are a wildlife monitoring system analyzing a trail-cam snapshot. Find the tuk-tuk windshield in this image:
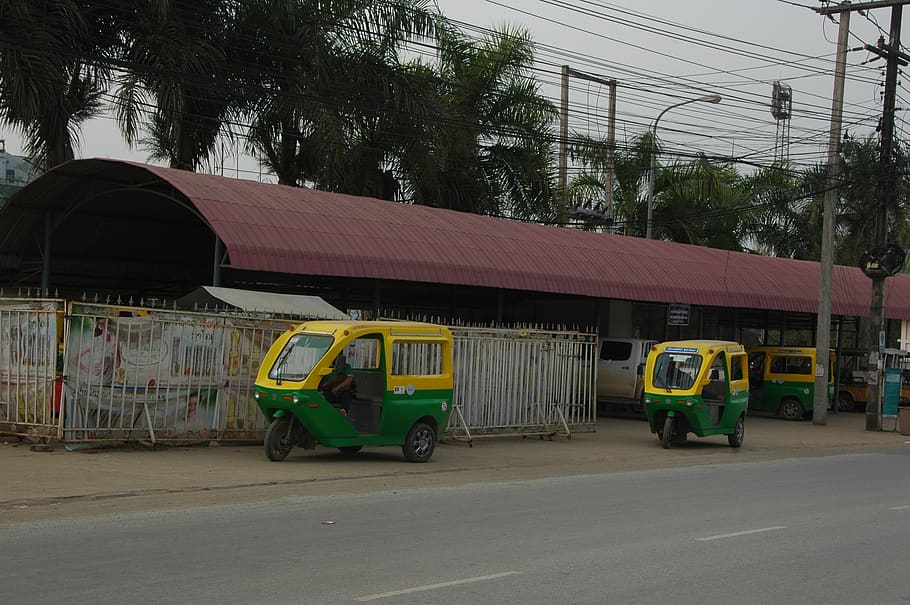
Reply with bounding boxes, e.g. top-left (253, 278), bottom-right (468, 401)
top-left (652, 351), bottom-right (703, 390)
top-left (269, 333), bottom-right (334, 381)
